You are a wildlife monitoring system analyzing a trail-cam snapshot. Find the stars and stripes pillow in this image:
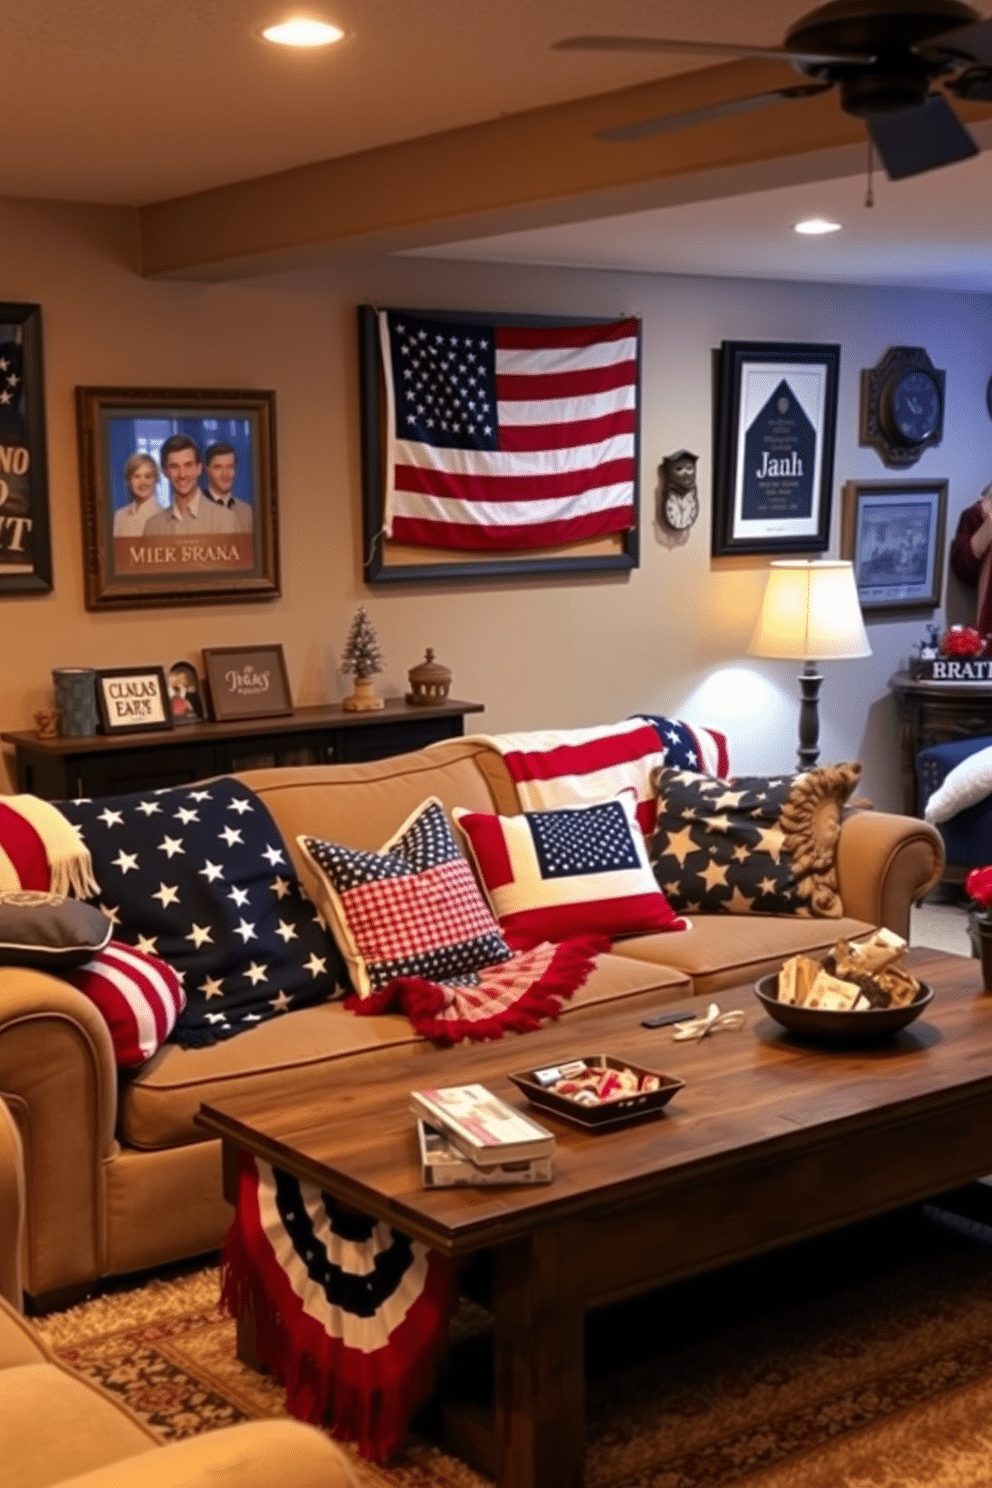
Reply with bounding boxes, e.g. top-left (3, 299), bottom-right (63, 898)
top-left (649, 763), bottom-right (862, 917)
top-left (56, 778), bottom-right (346, 1047)
top-left (452, 793), bottom-right (687, 946)
top-left (64, 940), bottom-right (186, 1067)
top-left (297, 797), bottom-right (511, 998)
